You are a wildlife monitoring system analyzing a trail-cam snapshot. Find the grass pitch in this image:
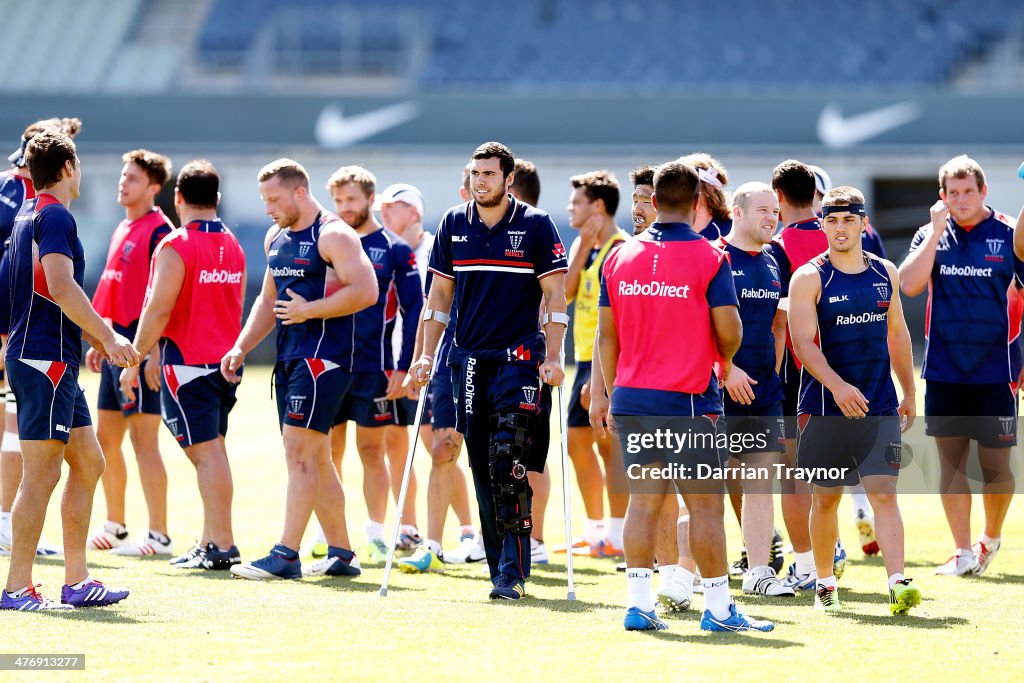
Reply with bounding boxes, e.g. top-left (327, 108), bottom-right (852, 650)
top-left (0, 366), bottom-right (1021, 682)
